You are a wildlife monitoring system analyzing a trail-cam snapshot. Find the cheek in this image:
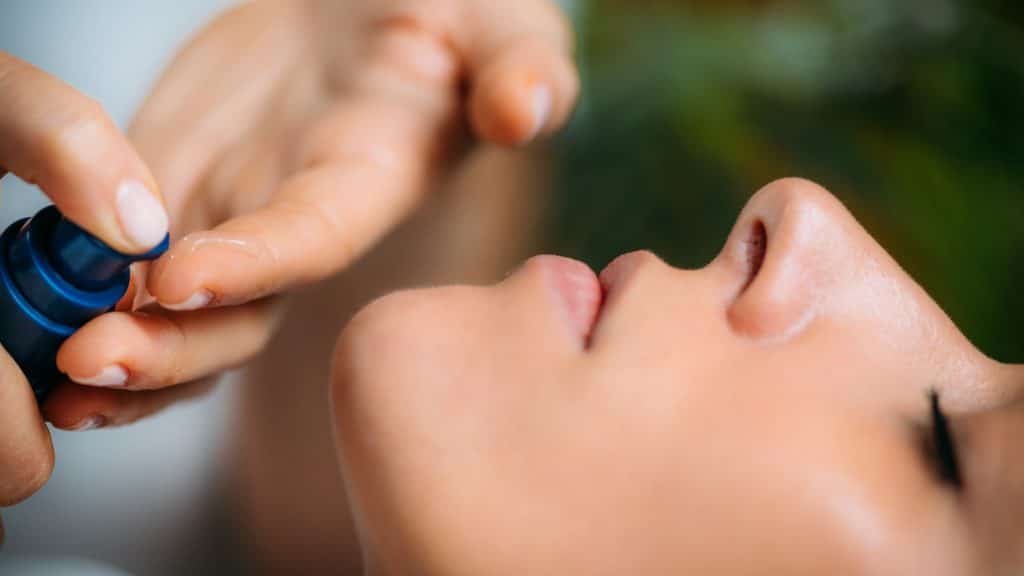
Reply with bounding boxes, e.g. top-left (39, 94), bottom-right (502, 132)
top-left (842, 453), bottom-right (979, 575)
top-left (331, 285), bottom-right (582, 564)
top-left (331, 281), bottom-right (978, 574)
top-left (660, 406), bottom-right (972, 574)
top-left (586, 335), bottom-right (975, 573)
top-left (760, 343), bottom-right (977, 573)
